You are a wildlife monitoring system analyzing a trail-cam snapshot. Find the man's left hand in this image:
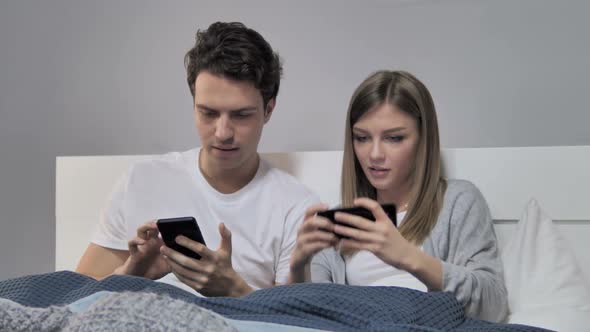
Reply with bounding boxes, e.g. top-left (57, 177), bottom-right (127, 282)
top-left (161, 223), bottom-right (253, 297)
